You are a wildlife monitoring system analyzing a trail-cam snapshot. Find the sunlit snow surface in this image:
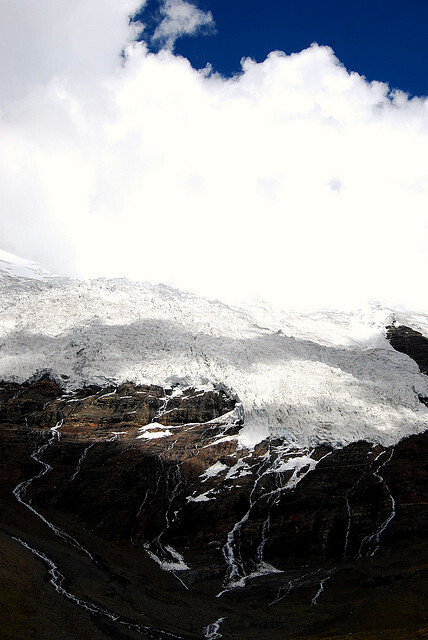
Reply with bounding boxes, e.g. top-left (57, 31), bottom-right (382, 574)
top-left (1, 251), bottom-right (428, 447)
top-left (0, 249), bottom-right (56, 281)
